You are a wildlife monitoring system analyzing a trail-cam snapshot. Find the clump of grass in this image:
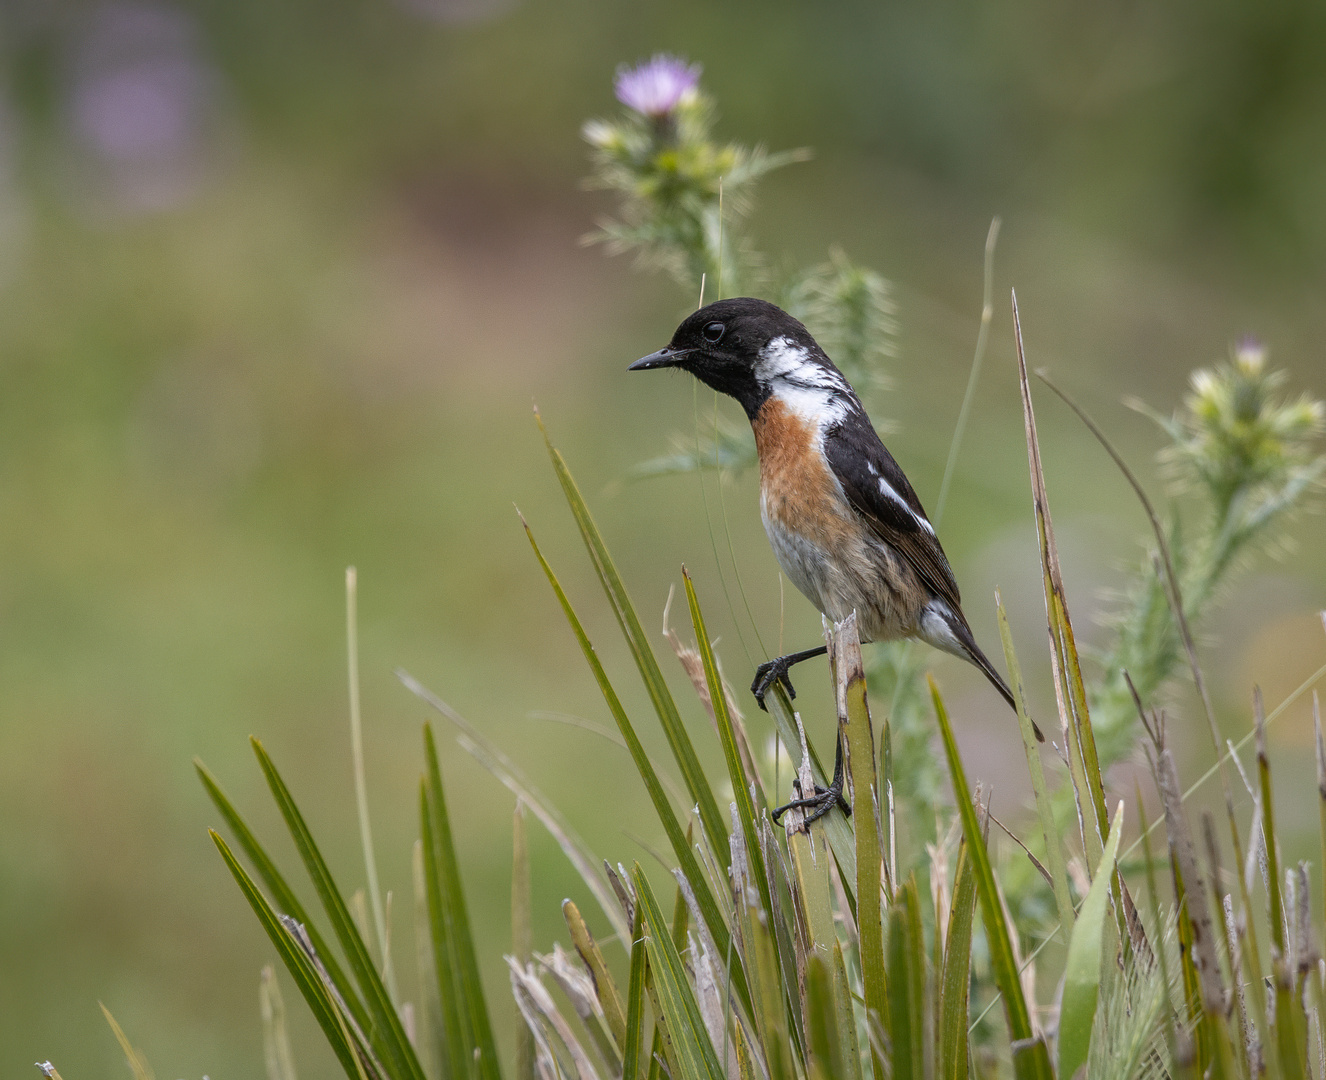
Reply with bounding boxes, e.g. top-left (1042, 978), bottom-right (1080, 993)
top-left (55, 54), bottom-right (1326, 1080)
top-left (184, 366), bottom-right (1323, 1079)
